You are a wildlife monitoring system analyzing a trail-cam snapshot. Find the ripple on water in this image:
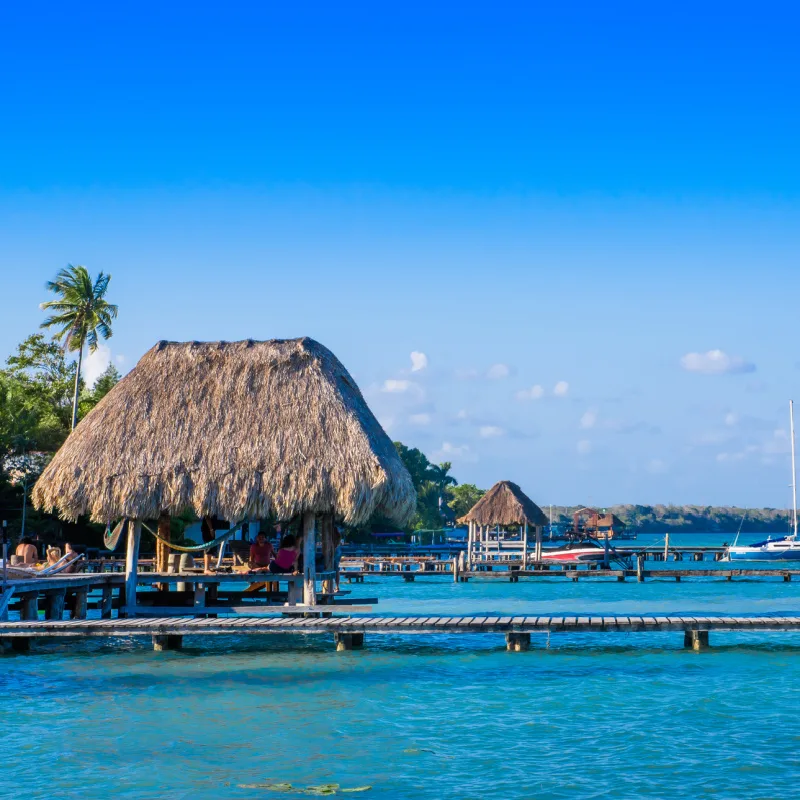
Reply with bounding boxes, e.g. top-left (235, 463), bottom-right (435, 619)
top-left (3, 577), bottom-right (800, 799)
